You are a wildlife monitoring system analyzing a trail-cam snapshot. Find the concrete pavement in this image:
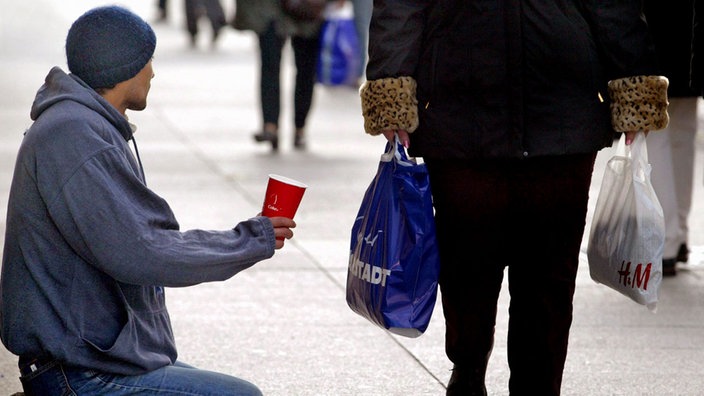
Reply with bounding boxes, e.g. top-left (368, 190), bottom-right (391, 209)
top-left (1, 1), bottom-right (704, 394)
